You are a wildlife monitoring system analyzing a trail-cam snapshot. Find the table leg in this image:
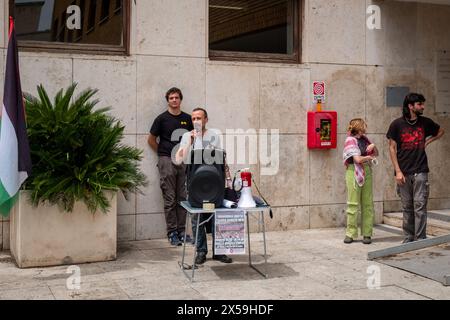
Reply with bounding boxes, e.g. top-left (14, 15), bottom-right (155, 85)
top-left (180, 212), bottom-right (201, 282)
top-left (191, 212), bottom-right (201, 282)
top-left (261, 210), bottom-right (268, 278)
top-left (181, 213), bottom-right (189, 268)
top-left (246, 211), bottom-right (252, 267)
top-left (247, 210), bottom-right (269, 278)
